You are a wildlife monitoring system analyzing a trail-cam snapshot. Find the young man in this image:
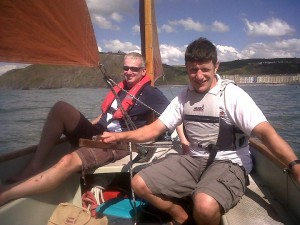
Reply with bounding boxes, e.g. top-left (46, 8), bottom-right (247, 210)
top-left (100, 38), bottom-right (300, 225)
top-left (0, 52), bottom-right (169, 206)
